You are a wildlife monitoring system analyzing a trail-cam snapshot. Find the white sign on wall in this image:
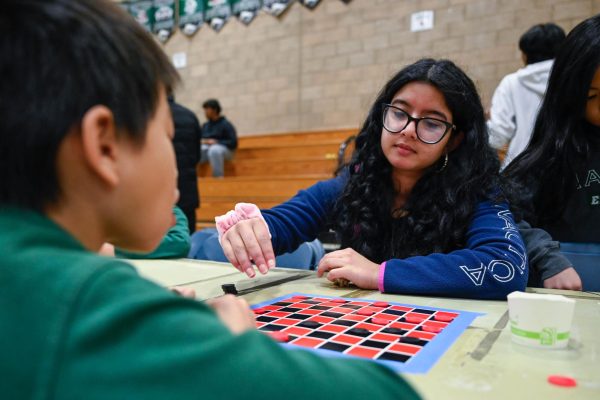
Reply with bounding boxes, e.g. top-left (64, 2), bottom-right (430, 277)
top-left (411, 10), bottom-right (434, 32)
top-left (172, 52), bottom-right (187, 69)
